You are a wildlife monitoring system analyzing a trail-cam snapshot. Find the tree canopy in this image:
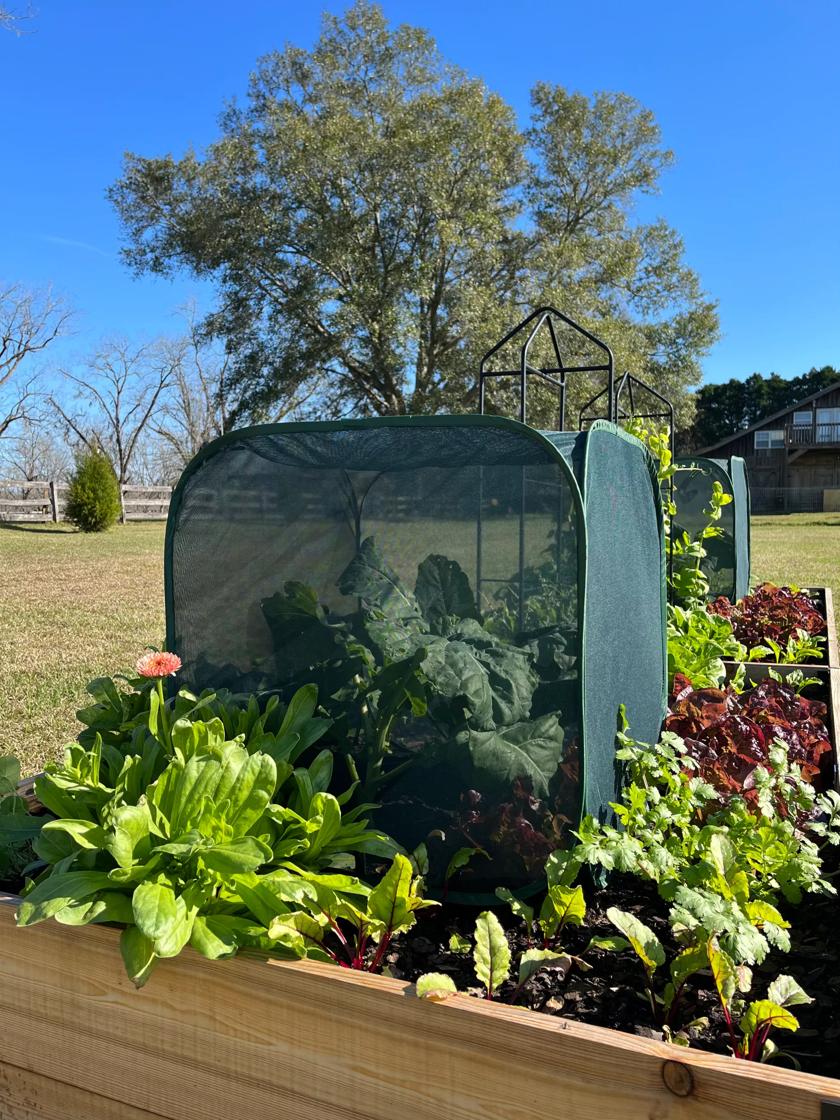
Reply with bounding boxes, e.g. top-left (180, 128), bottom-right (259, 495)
top-left (684, 366), bottom-right (840, 450)
top-left (109, 1), bottom-right (718, 427)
